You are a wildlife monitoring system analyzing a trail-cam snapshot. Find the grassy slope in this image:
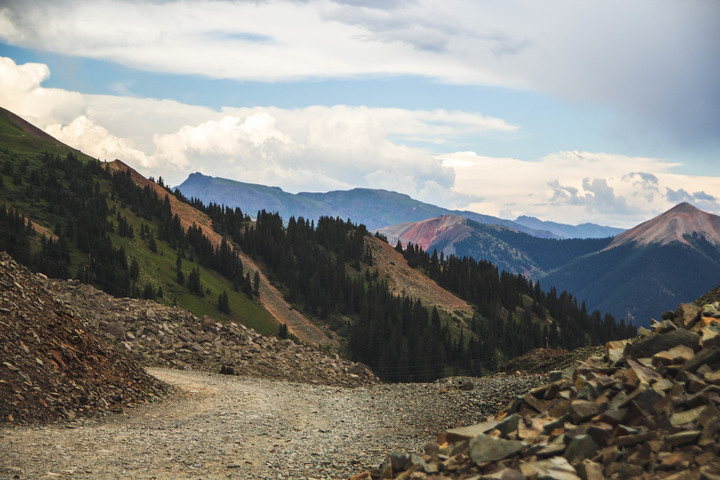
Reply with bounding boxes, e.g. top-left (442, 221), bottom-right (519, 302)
top-left (0, 108), bottom-right (277, 336)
